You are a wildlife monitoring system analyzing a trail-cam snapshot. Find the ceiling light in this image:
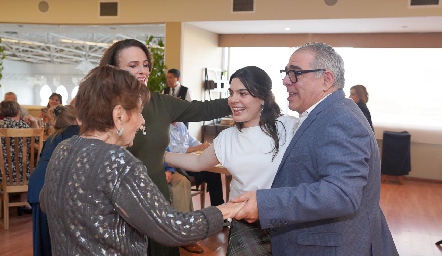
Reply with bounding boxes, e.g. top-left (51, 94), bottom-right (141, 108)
top-left (284, 27), bottom-right (291, 31)
top-left (1, 38), bottom-right (45, 46)
top-left (59, 38), bottom-right (111, 47)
